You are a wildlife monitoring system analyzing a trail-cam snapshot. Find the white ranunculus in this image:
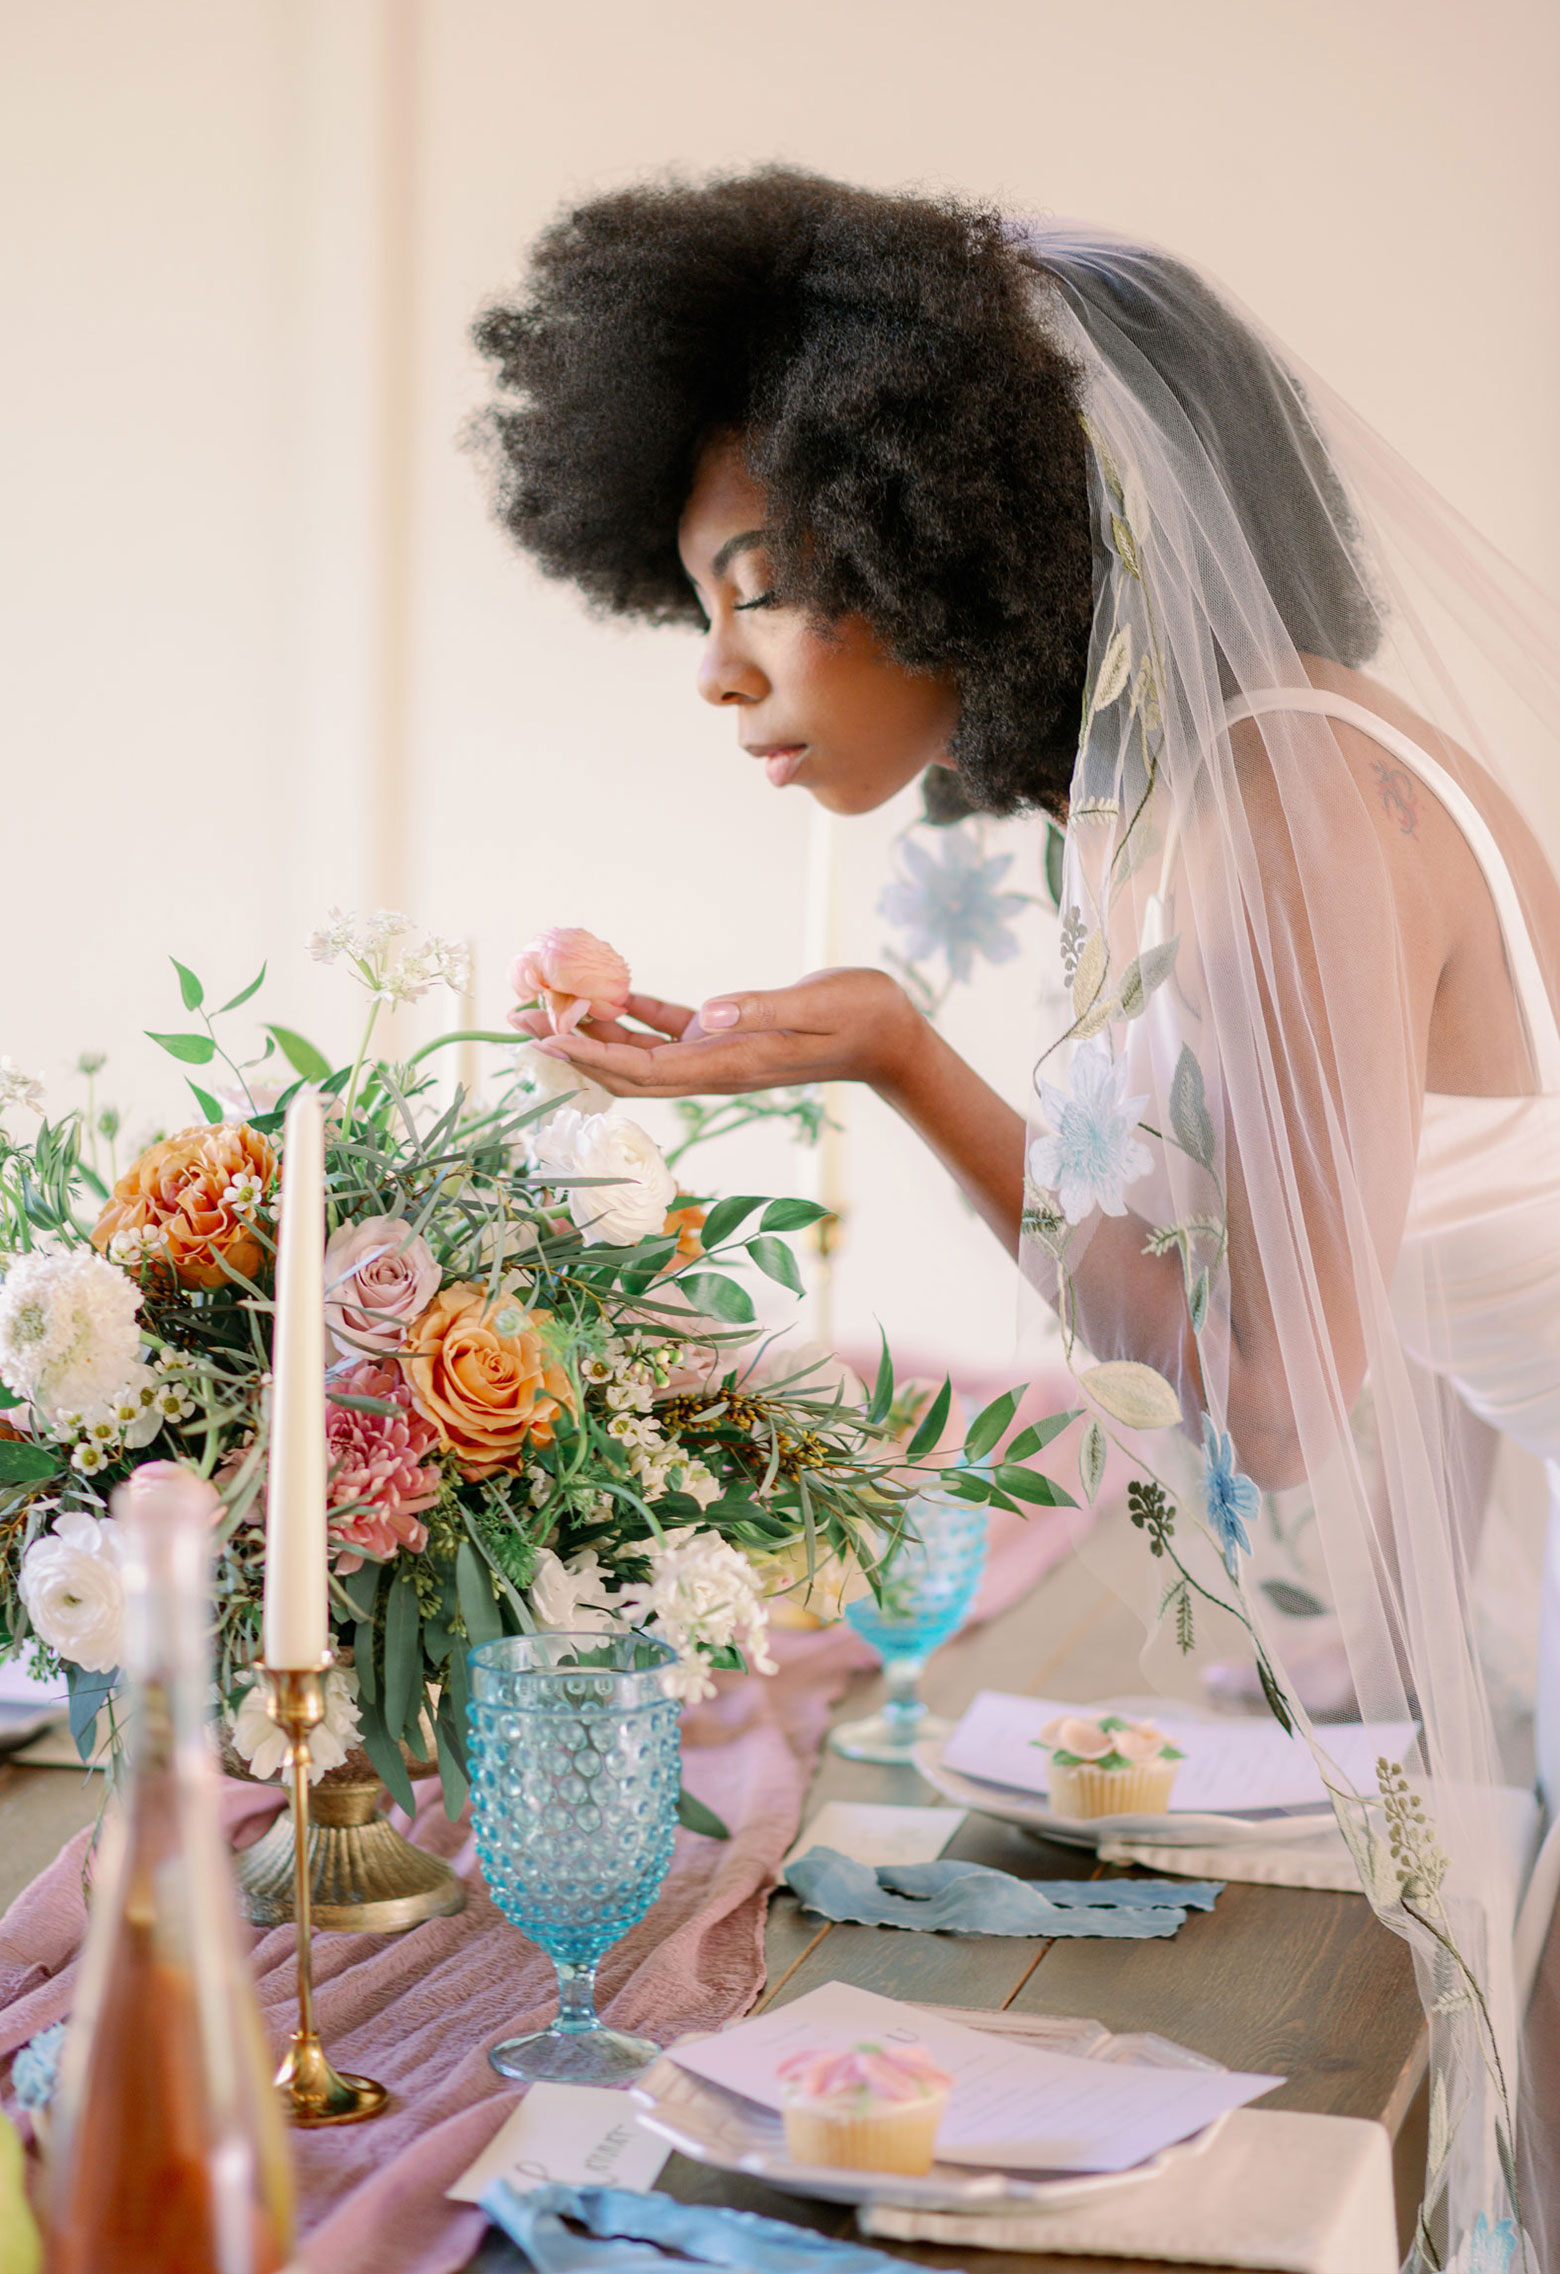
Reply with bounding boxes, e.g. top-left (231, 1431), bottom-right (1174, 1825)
top-left (513, 1043), bottom-right (614, 1123)
top-left (0, 1250), bottom-right (143, 1419)
top-left (528, 1547), bottom-right (621, 1634)
top-left (20, 1512), bottom-right (126, 1674)
top-left (536, 1110), bottom-right (676, 1247)
top-left (230, 1664), bottom-right (362, 1784)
